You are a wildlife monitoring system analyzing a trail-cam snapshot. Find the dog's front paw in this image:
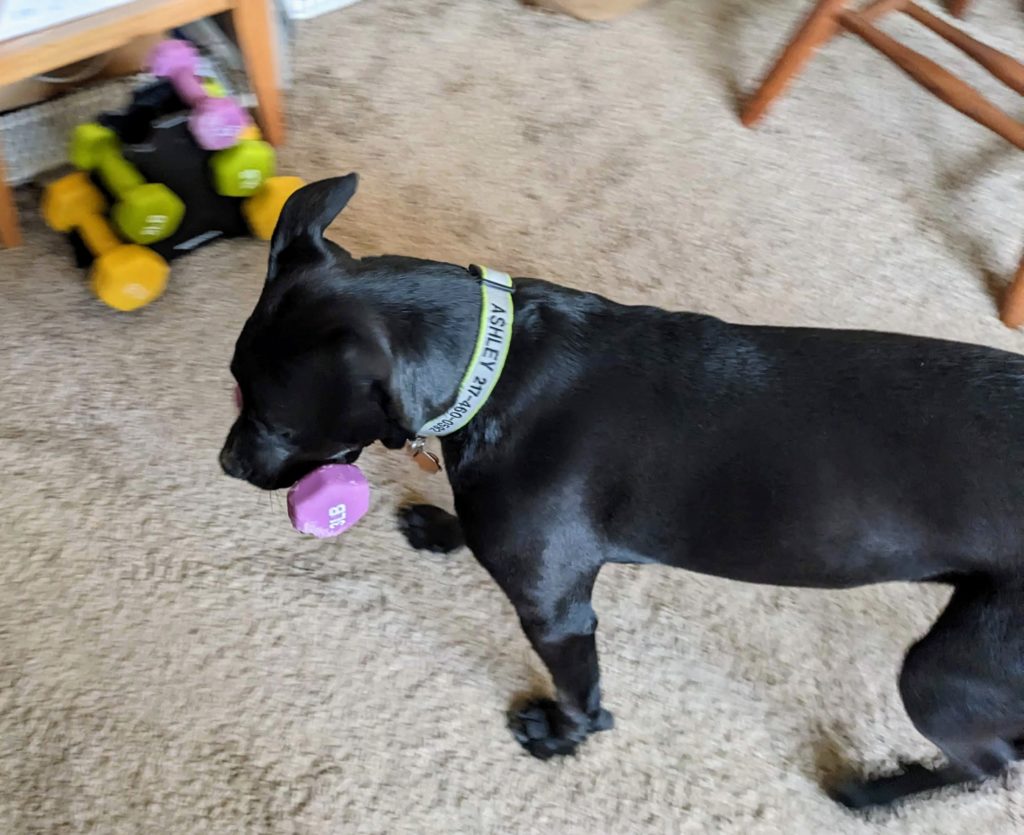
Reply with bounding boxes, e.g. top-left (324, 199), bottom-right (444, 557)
top-left (508, 698), bottom-right (612, 760)
top-left (397, 504), bottom-right (464, 553)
